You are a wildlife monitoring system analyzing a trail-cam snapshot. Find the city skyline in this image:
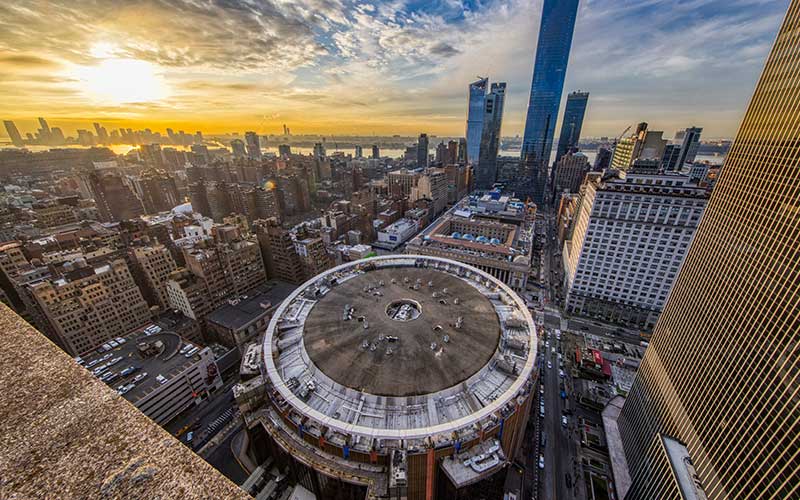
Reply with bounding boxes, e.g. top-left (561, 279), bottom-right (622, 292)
top-left (0, 0), bottom-right (788, 139)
